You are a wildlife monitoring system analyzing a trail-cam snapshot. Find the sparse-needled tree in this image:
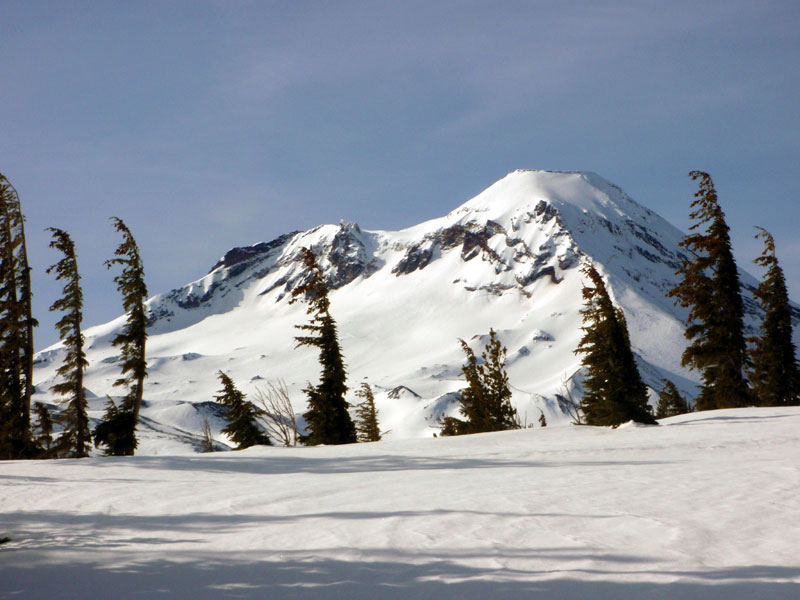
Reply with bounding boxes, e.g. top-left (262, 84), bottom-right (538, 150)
top-left (668, 171), bottom-right (751, 410)
top-left (290, 247), bottom-right (356, 445)
top-left (441, 328), bottom-right (519, 436)
top-left (0, 173), bottom-right (36, 459)
top-left (94, 218), bottom-right (148, 456)
top-left (46, 228), bottom-right (90, 458)
top-left (575, 264), bottom-right (656, 427)
top-left (354, 382), bottom-right (381, 442)
top-left (214, 371), bottom-right (271, 449)
top-left (749, 228), bottom-right (799, 406)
